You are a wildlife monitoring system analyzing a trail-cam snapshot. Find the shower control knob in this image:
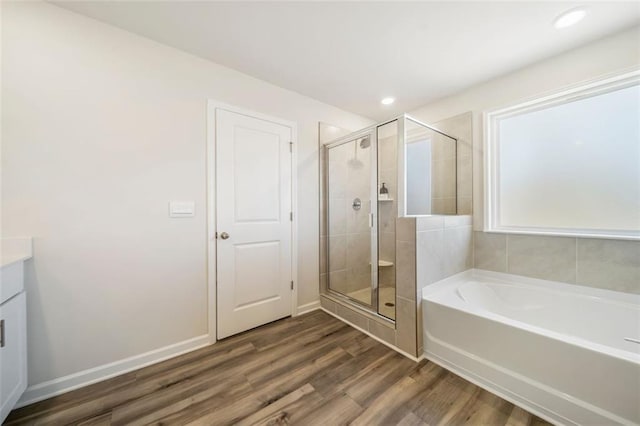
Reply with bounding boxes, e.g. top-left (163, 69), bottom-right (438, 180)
top-left (220, 232), bottom-right (230, 240)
